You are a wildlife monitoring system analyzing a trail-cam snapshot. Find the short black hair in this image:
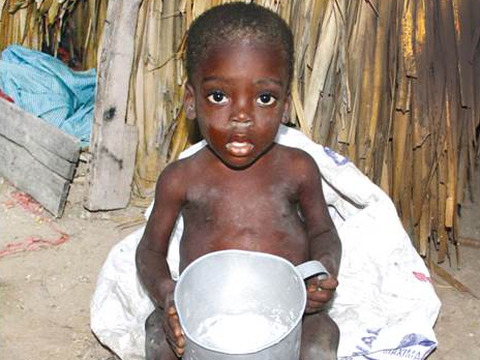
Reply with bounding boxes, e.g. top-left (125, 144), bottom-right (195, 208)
top-left (185, 2), bottom-right (294, 85)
